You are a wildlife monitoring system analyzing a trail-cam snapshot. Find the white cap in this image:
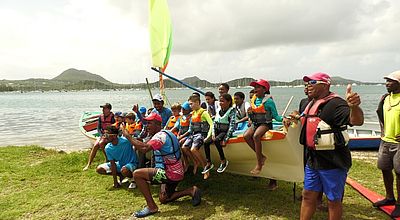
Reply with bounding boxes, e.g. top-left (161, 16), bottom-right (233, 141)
top-left (384, 70), bottom-right (400, 83)
top-left (152, 94), bottom-right (164, 102)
